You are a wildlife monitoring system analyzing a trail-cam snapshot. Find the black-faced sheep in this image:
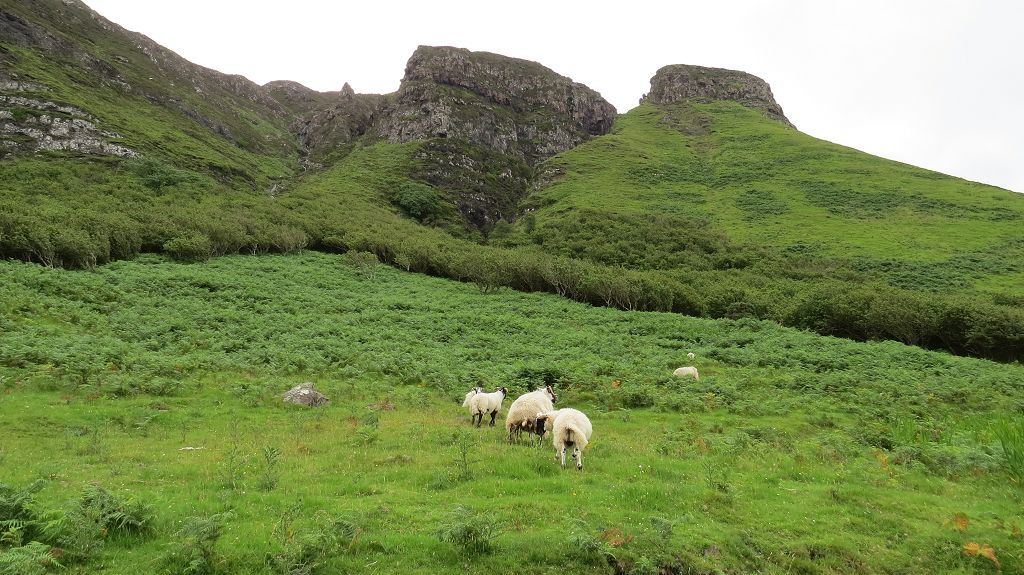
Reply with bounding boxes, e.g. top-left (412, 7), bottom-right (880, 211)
top-left (536, 408), bottom-right (593, 471)
top-left (467, 387), bottom-right (507, 427)
top-left (504, 385), bottom-right (557, 444)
